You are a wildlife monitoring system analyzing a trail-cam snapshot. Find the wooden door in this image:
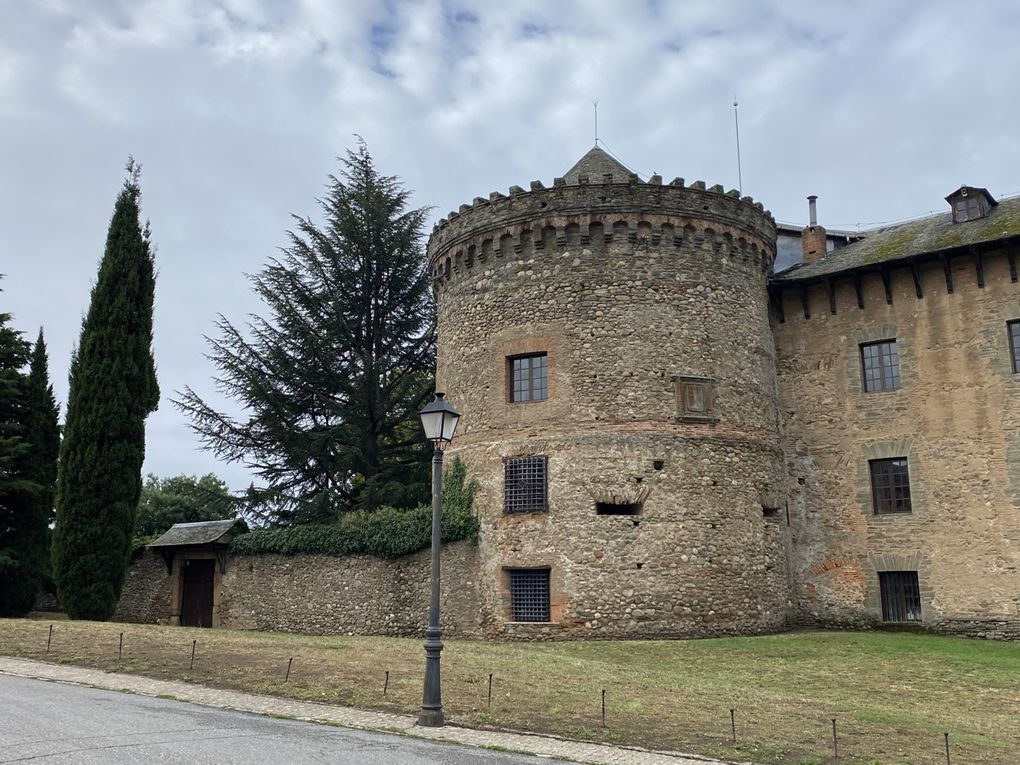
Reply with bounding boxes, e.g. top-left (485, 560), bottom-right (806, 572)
top-left (180, 559), bottom-right (215, 628)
